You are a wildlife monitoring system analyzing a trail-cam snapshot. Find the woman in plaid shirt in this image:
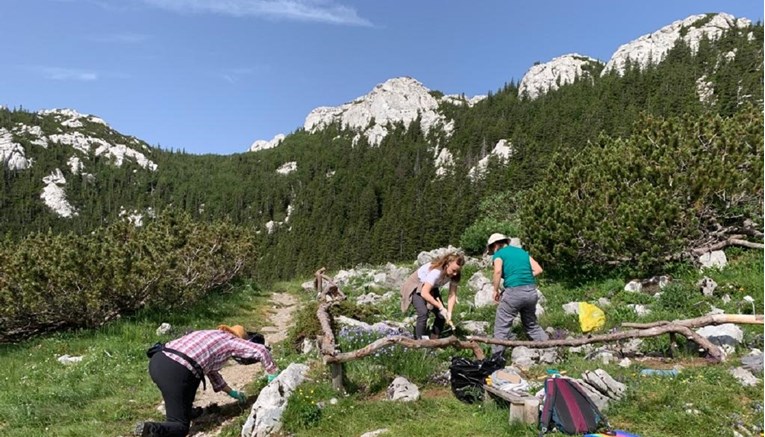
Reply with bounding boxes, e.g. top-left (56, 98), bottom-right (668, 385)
top-left (135, 325), bottom-right (278, 437)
